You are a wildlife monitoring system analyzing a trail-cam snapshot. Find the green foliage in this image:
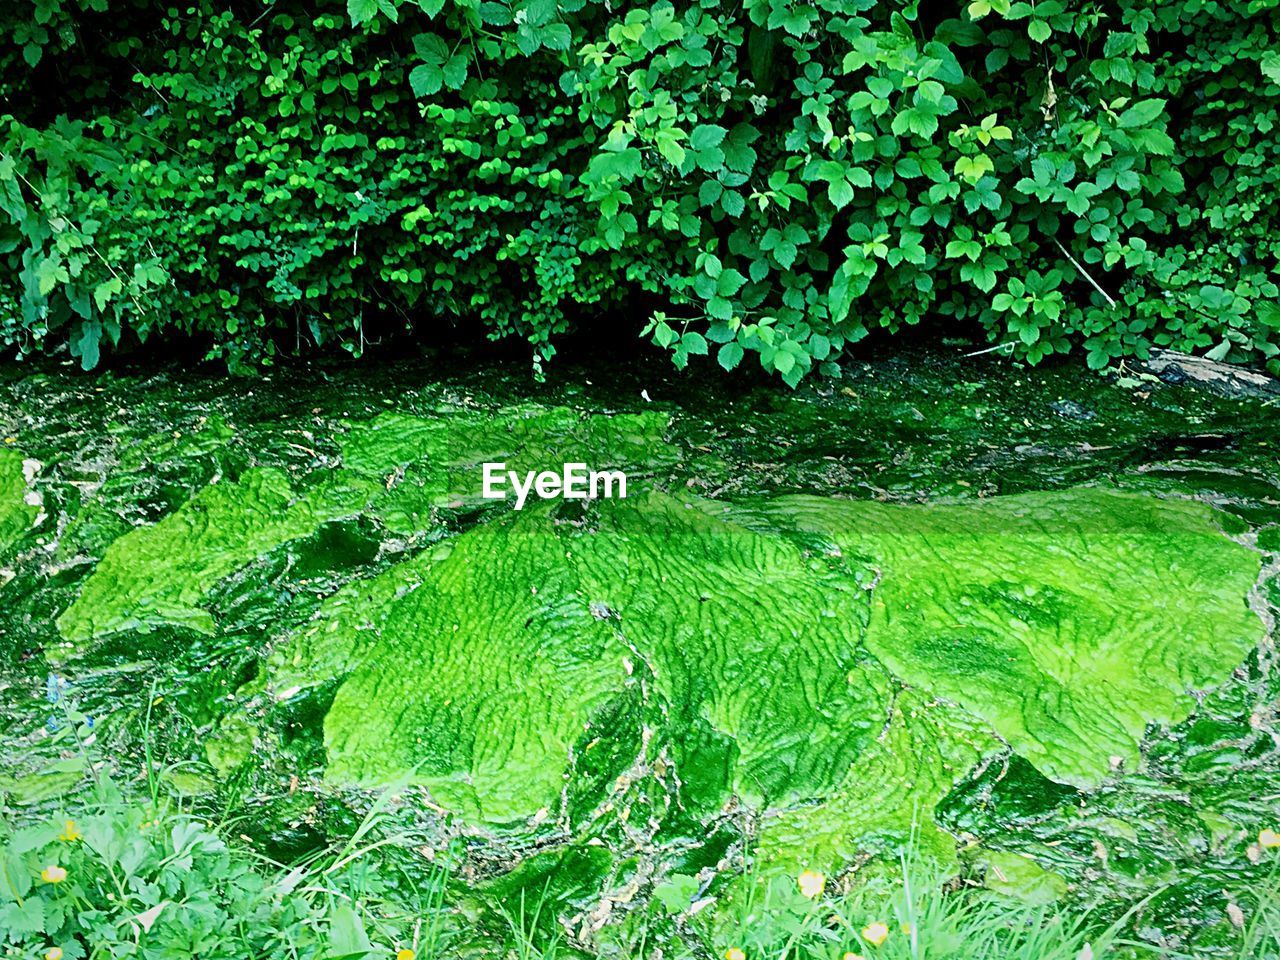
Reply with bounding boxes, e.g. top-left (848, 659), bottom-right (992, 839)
top-left (697, 859), bottom-right (1131, 960)
top-left (1, 0), bottom-right (1277, 379)
top-left (675, 846), bottom-right (1280, 960)
top-left (0, 445), bottom-right (37, 559)
top-left (0, 796), bottom-right (422, 959)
